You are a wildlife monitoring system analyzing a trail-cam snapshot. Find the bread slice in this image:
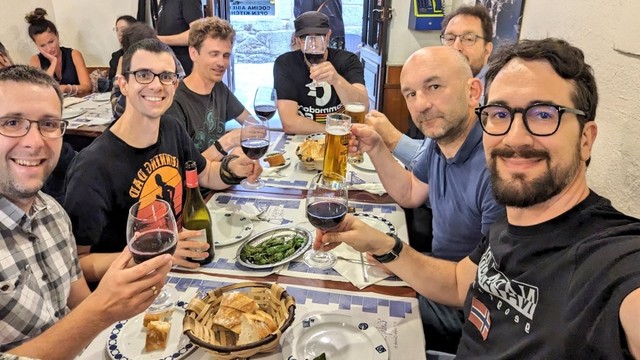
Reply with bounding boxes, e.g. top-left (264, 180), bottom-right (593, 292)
top-left (143, 309), bottom-right (173, 328)
top-left (212, 306), bottom-right (244, 334)
top-left (145, 320), bottom-right (171, 352)
top-left (220, 292), bottom-right (259, 313)
top-left (237, 313), bottom-right (273, 346)
top-left (265, 153), bottom-right (286, 167)
top-left (252, 309), bottom-right (277, 332)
